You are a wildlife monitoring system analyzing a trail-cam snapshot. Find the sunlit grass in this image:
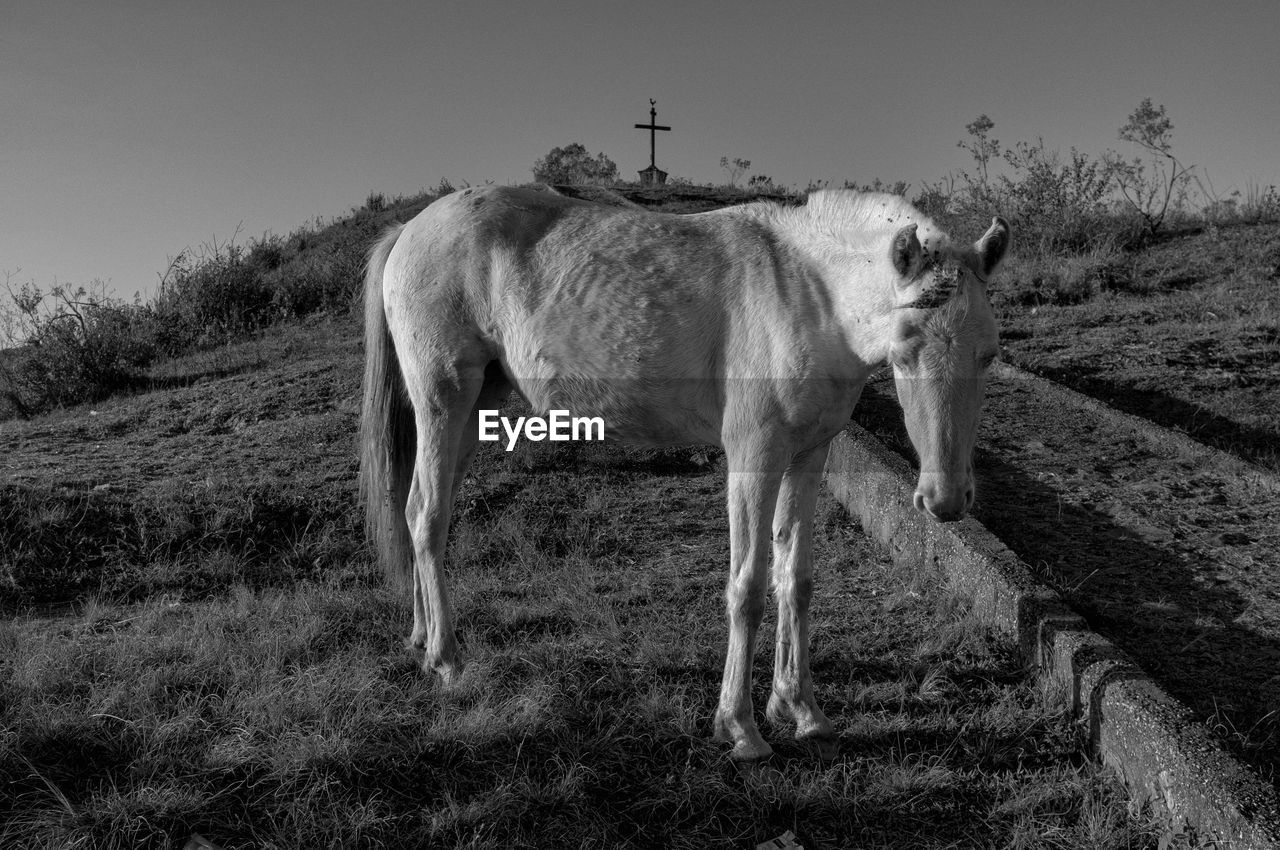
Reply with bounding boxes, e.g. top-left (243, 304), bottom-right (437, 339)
top-left (0, 280), bottom-right (1167, 847)
top-left (1, 449), bottom-right (1161, 848)
top-left (995, 223), bottom-right (1280, 470)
